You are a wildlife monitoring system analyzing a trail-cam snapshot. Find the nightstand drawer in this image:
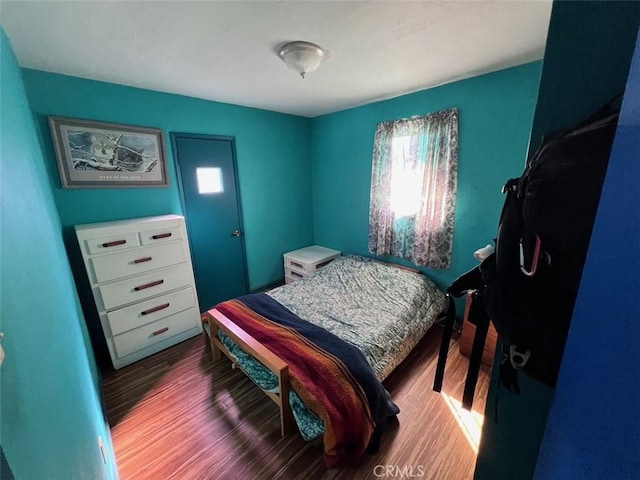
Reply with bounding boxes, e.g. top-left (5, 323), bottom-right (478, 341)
top-left (112, 307), bottom-right (200, 358)
top-left (107, 287), bottom-right (196, 336)
top-left (99, 264), bottom-right (194, 310)
top-left (285, 266), bottom-right (306, 283)
top-left (90, 242), bottom-right (186, 283)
